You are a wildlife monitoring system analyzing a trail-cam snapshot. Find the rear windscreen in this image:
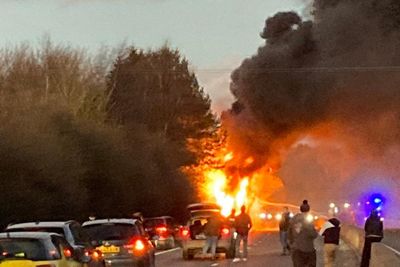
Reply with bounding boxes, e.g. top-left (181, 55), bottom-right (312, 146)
top-left (143, 219), bottom-right (165, 228)
top-left (83, 223), bottom-right (140, 242)
top-left (0, 238), bottom-right (59, 261)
